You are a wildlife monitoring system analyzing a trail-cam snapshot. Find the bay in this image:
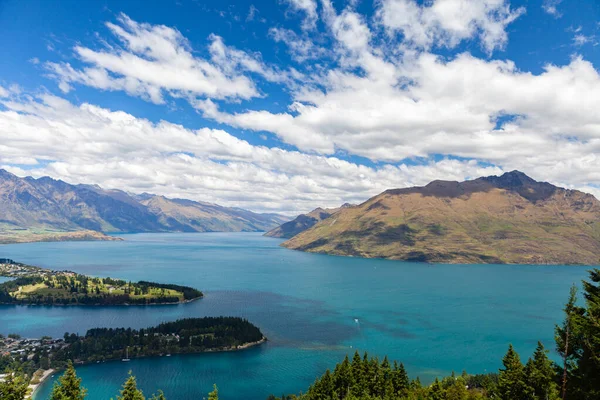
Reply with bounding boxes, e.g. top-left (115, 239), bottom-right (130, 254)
top-left (0, 233), bottom-right (592, 399)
